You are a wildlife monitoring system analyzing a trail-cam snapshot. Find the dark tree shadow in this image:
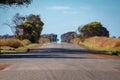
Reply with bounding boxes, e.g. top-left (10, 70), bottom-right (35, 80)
top-left (28, 48), bottom-right (89, 53)
top-left (0, 48), bottom-right (98, 59)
